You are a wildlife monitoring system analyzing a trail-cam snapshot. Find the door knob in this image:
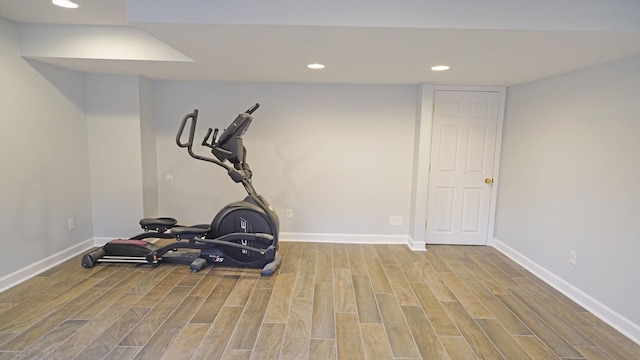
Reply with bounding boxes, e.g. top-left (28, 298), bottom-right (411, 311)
top-left (484, 178), bottom-right (493, 184)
